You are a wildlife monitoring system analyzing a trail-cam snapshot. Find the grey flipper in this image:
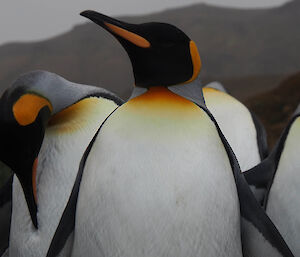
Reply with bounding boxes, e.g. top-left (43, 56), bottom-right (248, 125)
top-left (0, 176), bottom-right (13, 256)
